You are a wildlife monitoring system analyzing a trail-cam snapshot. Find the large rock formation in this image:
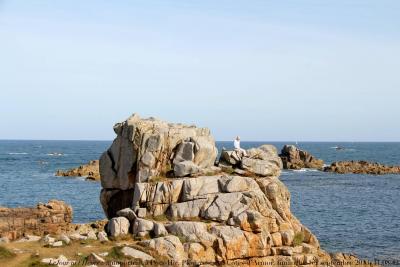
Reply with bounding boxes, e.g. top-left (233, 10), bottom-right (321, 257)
top-left (324, 160), bottom-right (400, 175)
top-left (99, 114), bottom-right (373, 266)
top-left (99, 114), bottom-right (218, 218)
top-left (279, 145), bottom-right (324, 170)
top-left (55, 160), bottom-right (100, 181)
top-left (0, 200), bottom-right (73, 241)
